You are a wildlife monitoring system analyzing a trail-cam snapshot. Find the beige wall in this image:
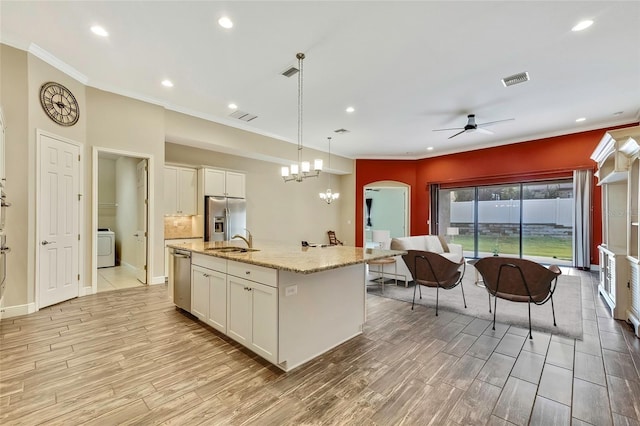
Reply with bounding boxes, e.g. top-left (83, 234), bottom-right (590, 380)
top-left (165, 142), bottom-right (355, 245)
top-left (0, 42), bottom-right (356, 314)
top-left (0, 45), bottom-right (29, 308)
top-left (86, 87), bottom-right (165, 283)
top-left (97, 157), bottom-right (116, 230)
